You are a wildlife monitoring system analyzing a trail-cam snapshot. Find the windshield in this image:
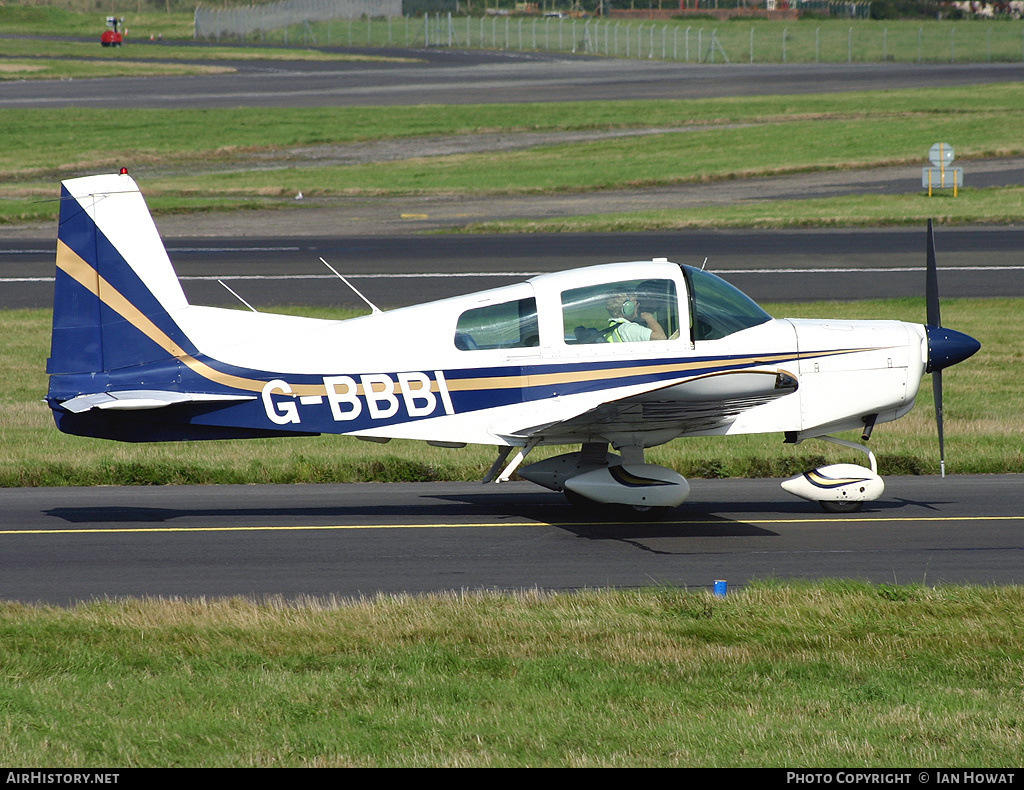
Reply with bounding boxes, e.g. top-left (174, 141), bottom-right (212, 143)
top-left (683, 266), bottom-right (772, 341)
